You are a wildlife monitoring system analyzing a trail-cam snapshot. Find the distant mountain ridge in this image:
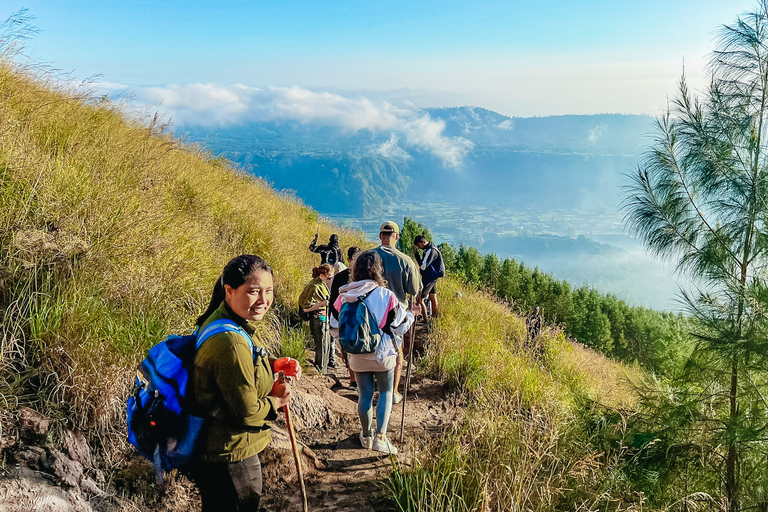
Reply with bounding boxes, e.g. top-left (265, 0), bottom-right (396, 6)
top-left (180, 107), bottom-right (654, 217)
top-left (180, 107), bottom-right (681, 309)
top-left (427, 108), bottom-right (650, 154)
